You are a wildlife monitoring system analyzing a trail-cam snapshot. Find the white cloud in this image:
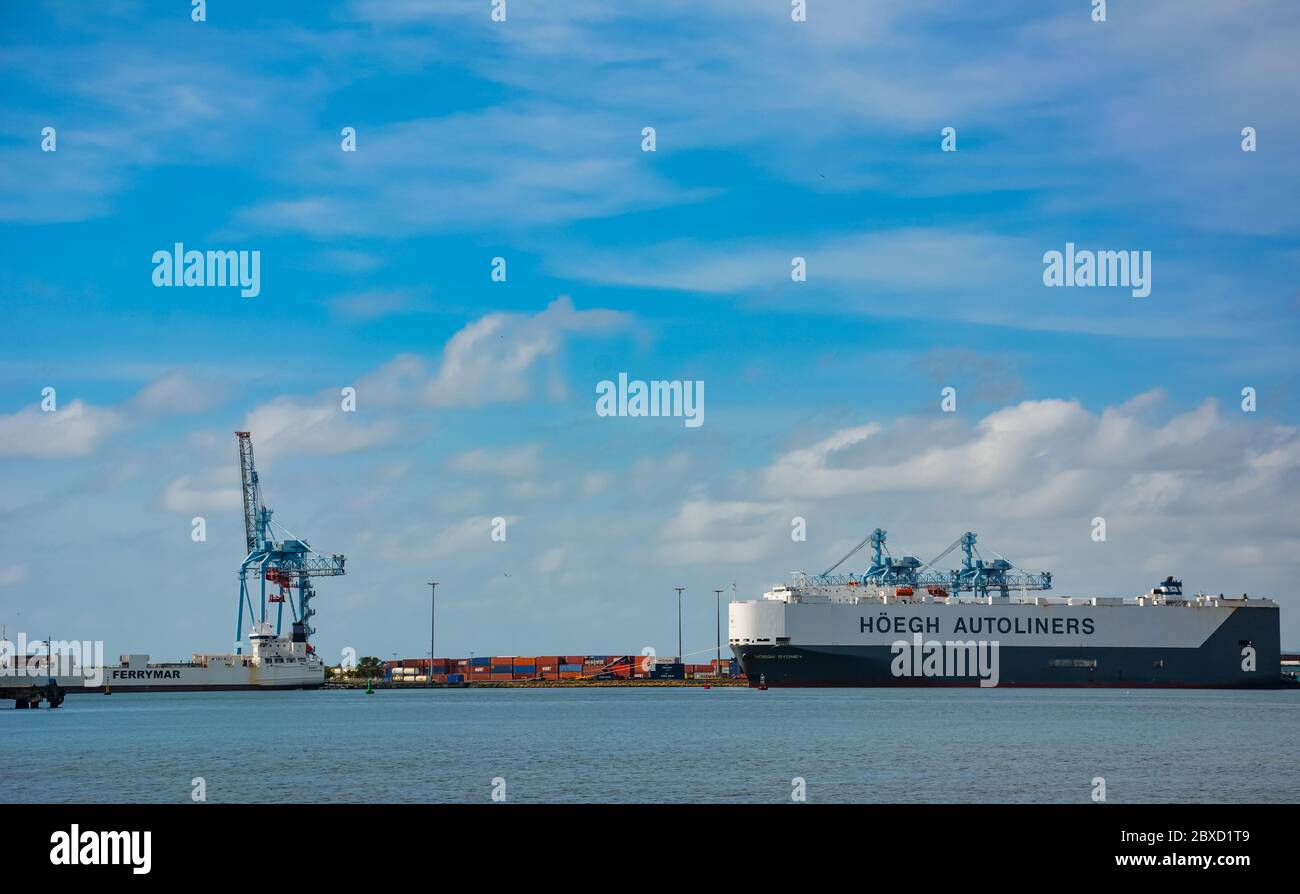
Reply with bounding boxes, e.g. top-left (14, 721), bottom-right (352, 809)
top-left (329, 287), bottom-right (430, 321)
top-left (658, 498), bottom-right (789, 565)
top-left (0, 400), bottom-right (121, 458)
top-left (163, 475), bottom-right (242, 513)
top-left (235, 106), bottom-right (708, 237)
top-left (355, 298), bottom-right (633, 409)
top-left (242, 394), bottom-right (398, 463)
top-left (132, 371), bottom-right (223, 414)
top-left (378, 514), bottom-right (520, 562)
top-left (425, 297), bottom-right (632, 407)
top-left (450, 445), bottom-right (540, 477)
top-left (658, 394), bottom-right (1300, 597)
top-left (553, 230), bottom-right (1024, 297)
top-left (536, 546), bottom-right (568, 575)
